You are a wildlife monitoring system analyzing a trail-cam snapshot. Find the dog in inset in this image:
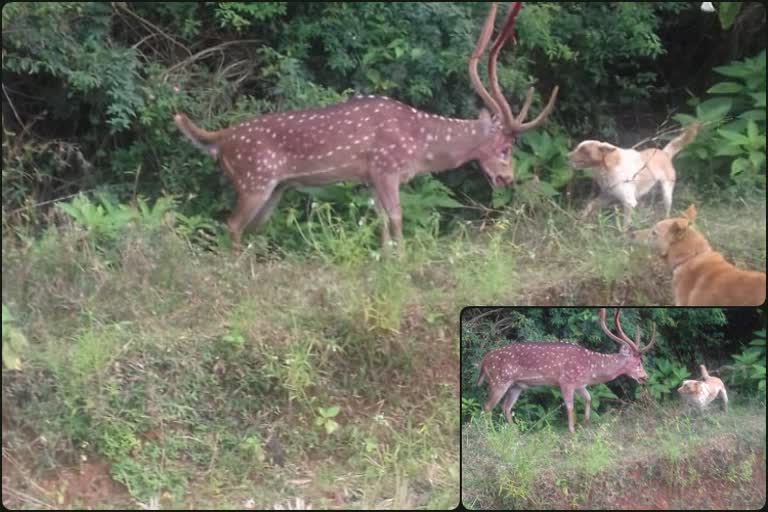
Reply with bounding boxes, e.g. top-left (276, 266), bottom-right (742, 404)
top-left (677, 364), bottom-right (728, 413)
top-left (568, 123), bottom-right (699, 230)
top-left (632, 204), bottom-right (766, 306)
